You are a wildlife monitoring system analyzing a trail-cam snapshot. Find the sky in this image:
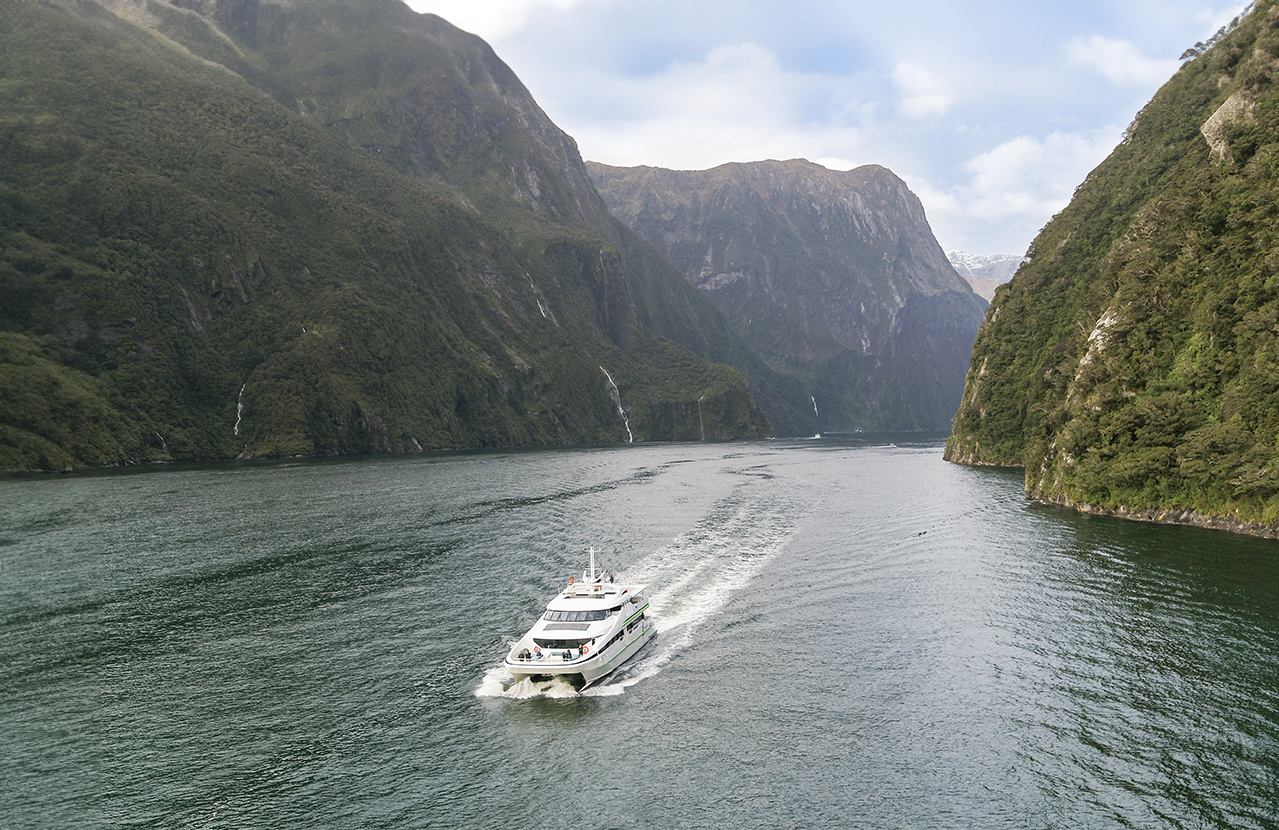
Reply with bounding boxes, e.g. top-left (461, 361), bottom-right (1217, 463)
top-left (403, 0), bottom-right (1250, 256)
